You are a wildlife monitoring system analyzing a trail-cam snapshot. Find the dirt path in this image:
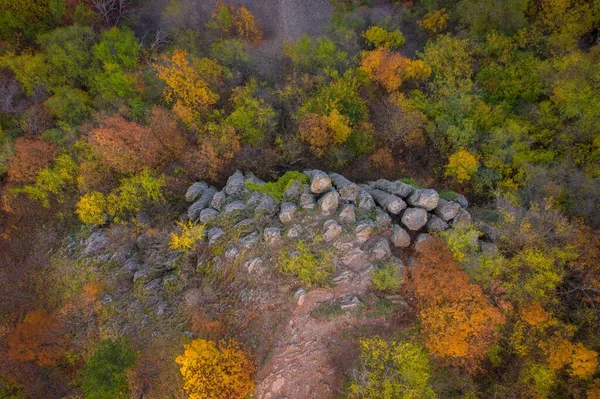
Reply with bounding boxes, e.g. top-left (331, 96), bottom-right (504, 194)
top-left (255, 272), bottom-right (372, 399)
